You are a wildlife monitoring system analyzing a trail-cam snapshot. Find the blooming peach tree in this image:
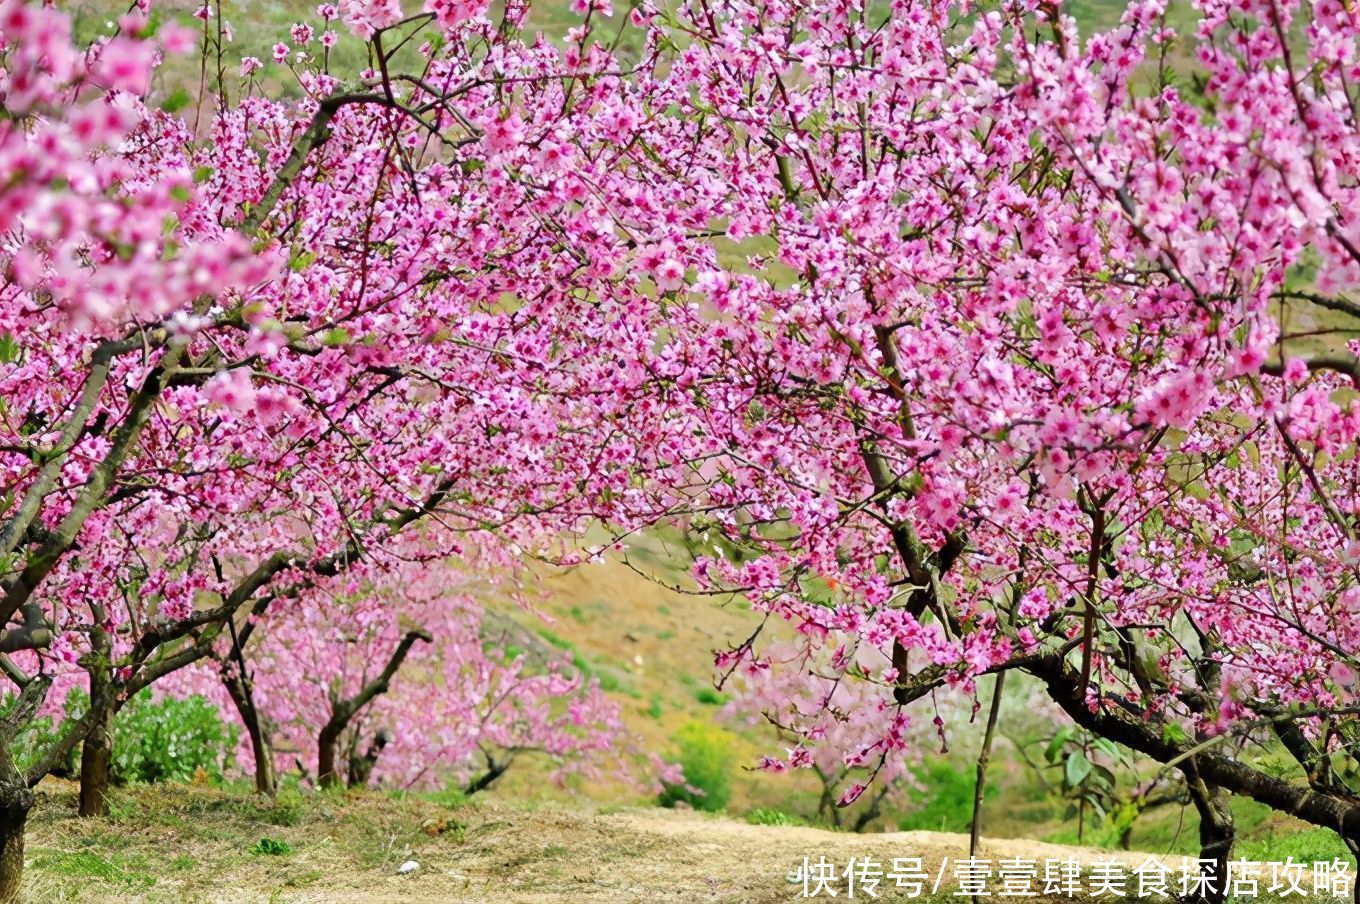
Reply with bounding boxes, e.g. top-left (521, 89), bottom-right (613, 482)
top-left (567, 0), bottom-right (1360, 900)
top-left (7, 0), bottom-right (1360, 901)
top-left (0, 0), bottom-right (674, 893)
